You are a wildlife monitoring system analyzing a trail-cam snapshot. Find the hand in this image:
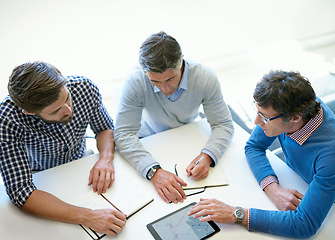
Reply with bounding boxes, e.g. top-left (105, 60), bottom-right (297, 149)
top-left (82, 209), bottom-right (127, 237)
top-left (88, 155), bottom-right (115, 194)
top-left (188, 198), bottom-right (236, 223)
top-left (151, 169), bottom-right (187, 204)
top-left (186, 153), bottom-right (212, 180)
top-left (264, 182), bottom-right (304, 211)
